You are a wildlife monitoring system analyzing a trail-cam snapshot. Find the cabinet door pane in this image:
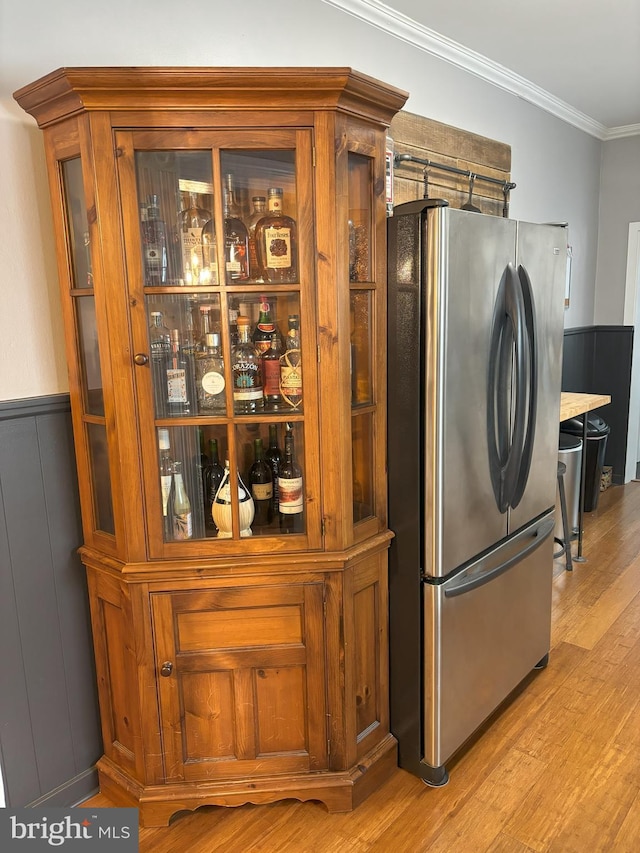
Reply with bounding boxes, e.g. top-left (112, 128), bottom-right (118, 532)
top-left (76, 296), bottom-right (104, 417)
top-left (350, 290), bottom-right (372, 406)
top-left (352, 411), bottom-right (374, 523)
top-left (348, 153), bottom-right (372, 283)
top-left (62, 158), bottom-right (92, 290)
top-left (87, 422), bottom-right (115, 534)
